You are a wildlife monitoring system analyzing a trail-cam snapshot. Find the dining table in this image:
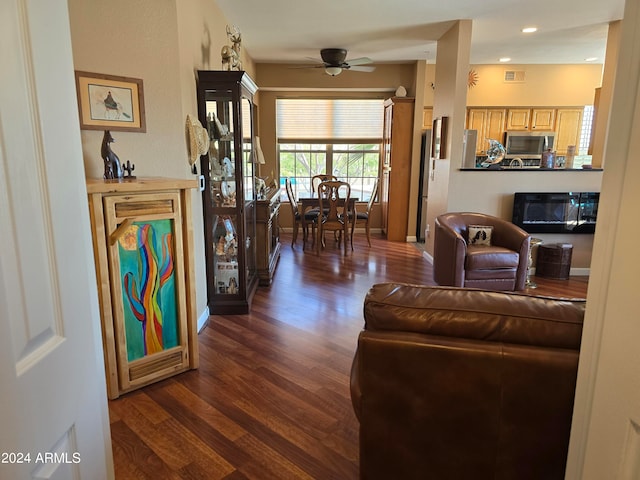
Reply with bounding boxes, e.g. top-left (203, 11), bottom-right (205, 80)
top-left (297, 192), bottom-right (358, 250)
